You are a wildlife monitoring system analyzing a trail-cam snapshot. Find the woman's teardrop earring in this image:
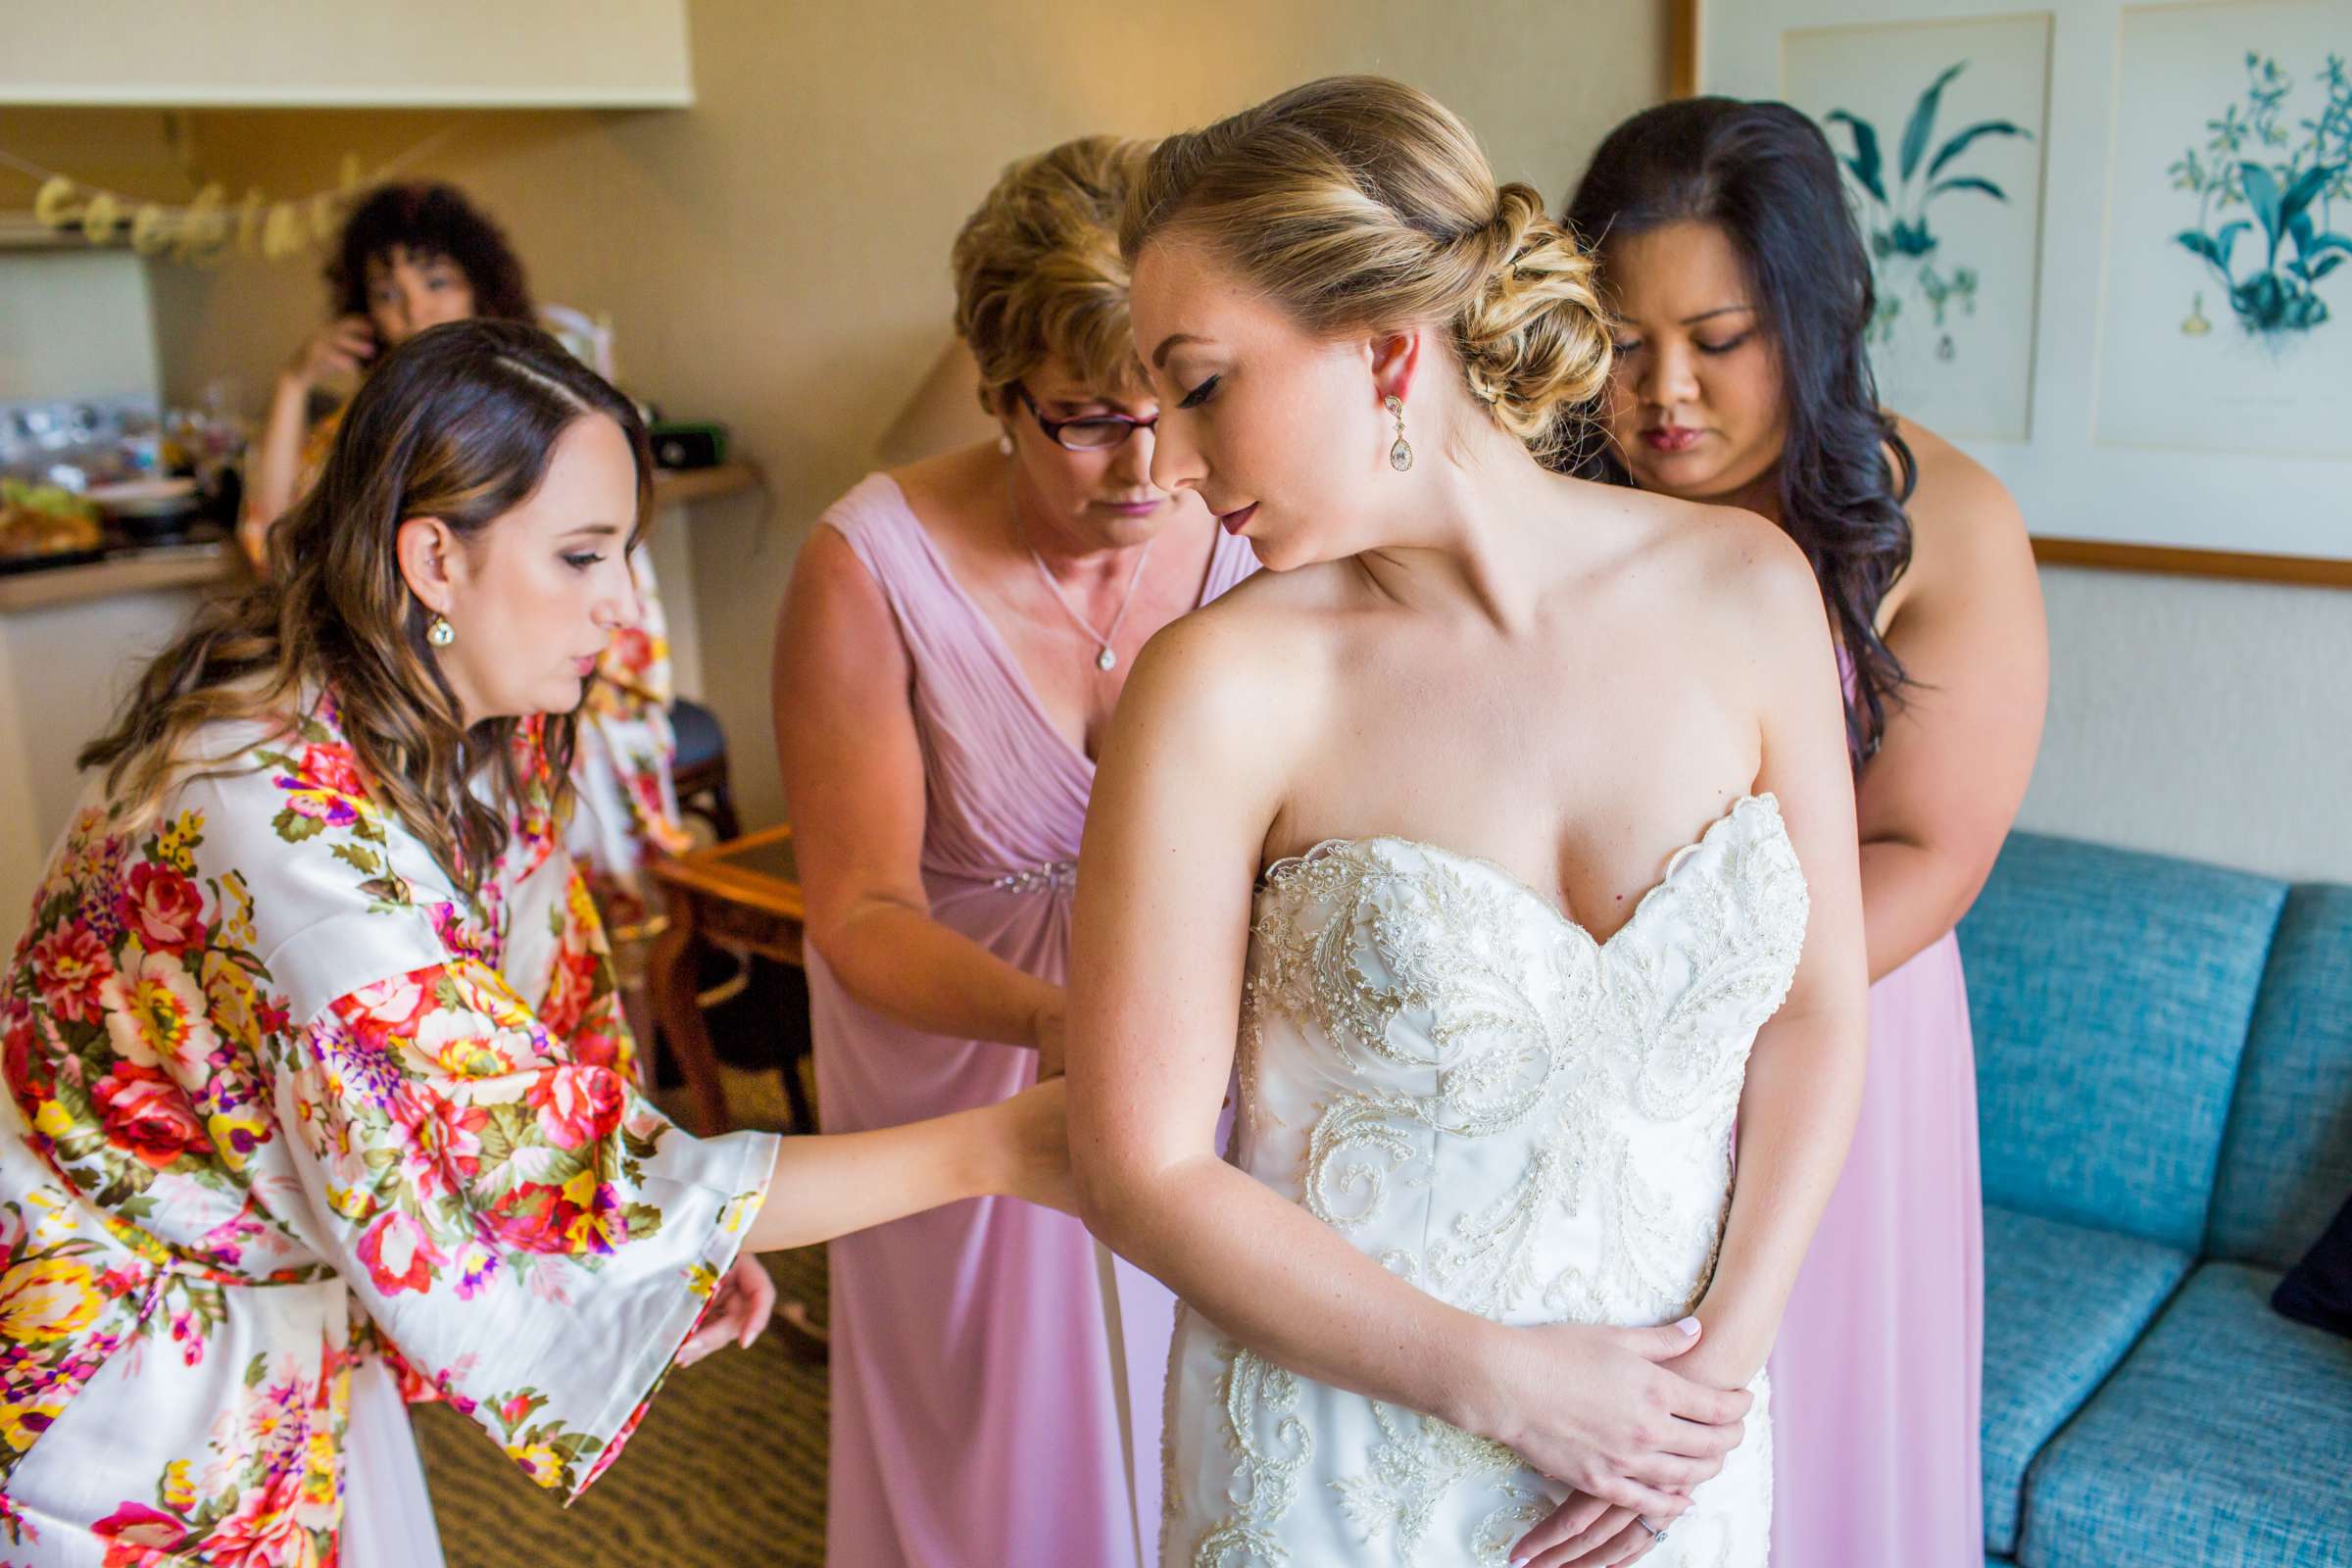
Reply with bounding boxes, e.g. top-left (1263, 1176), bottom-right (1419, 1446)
top-left (427, 614), bottom-right (456, 648)
top-left (1385, 395), bottom-right (1412, 472)
top-left (998, 430), bottom-right (1015, 457)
